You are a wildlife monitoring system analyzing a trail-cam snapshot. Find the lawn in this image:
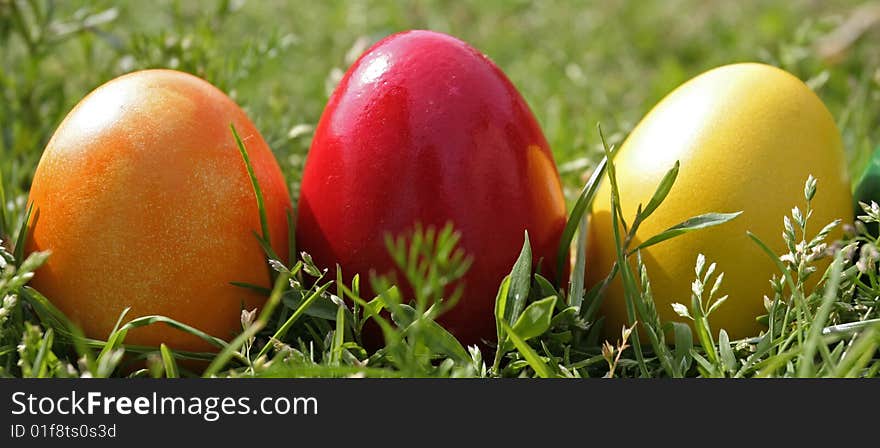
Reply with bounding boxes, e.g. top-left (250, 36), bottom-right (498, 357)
top-left (1, 0), bottom-right (879, 378)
